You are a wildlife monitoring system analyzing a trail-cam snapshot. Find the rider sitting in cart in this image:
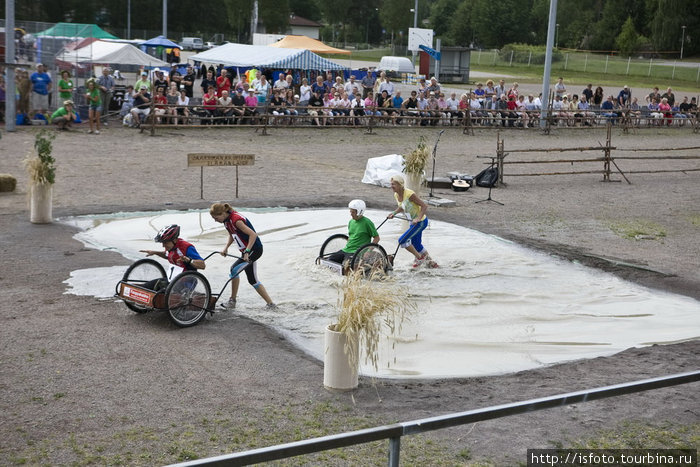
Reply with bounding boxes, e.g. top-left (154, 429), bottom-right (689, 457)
top-left (139, 224), bottom-right (205, 290)
top-left (328, 200), bottom-right (380, 268)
